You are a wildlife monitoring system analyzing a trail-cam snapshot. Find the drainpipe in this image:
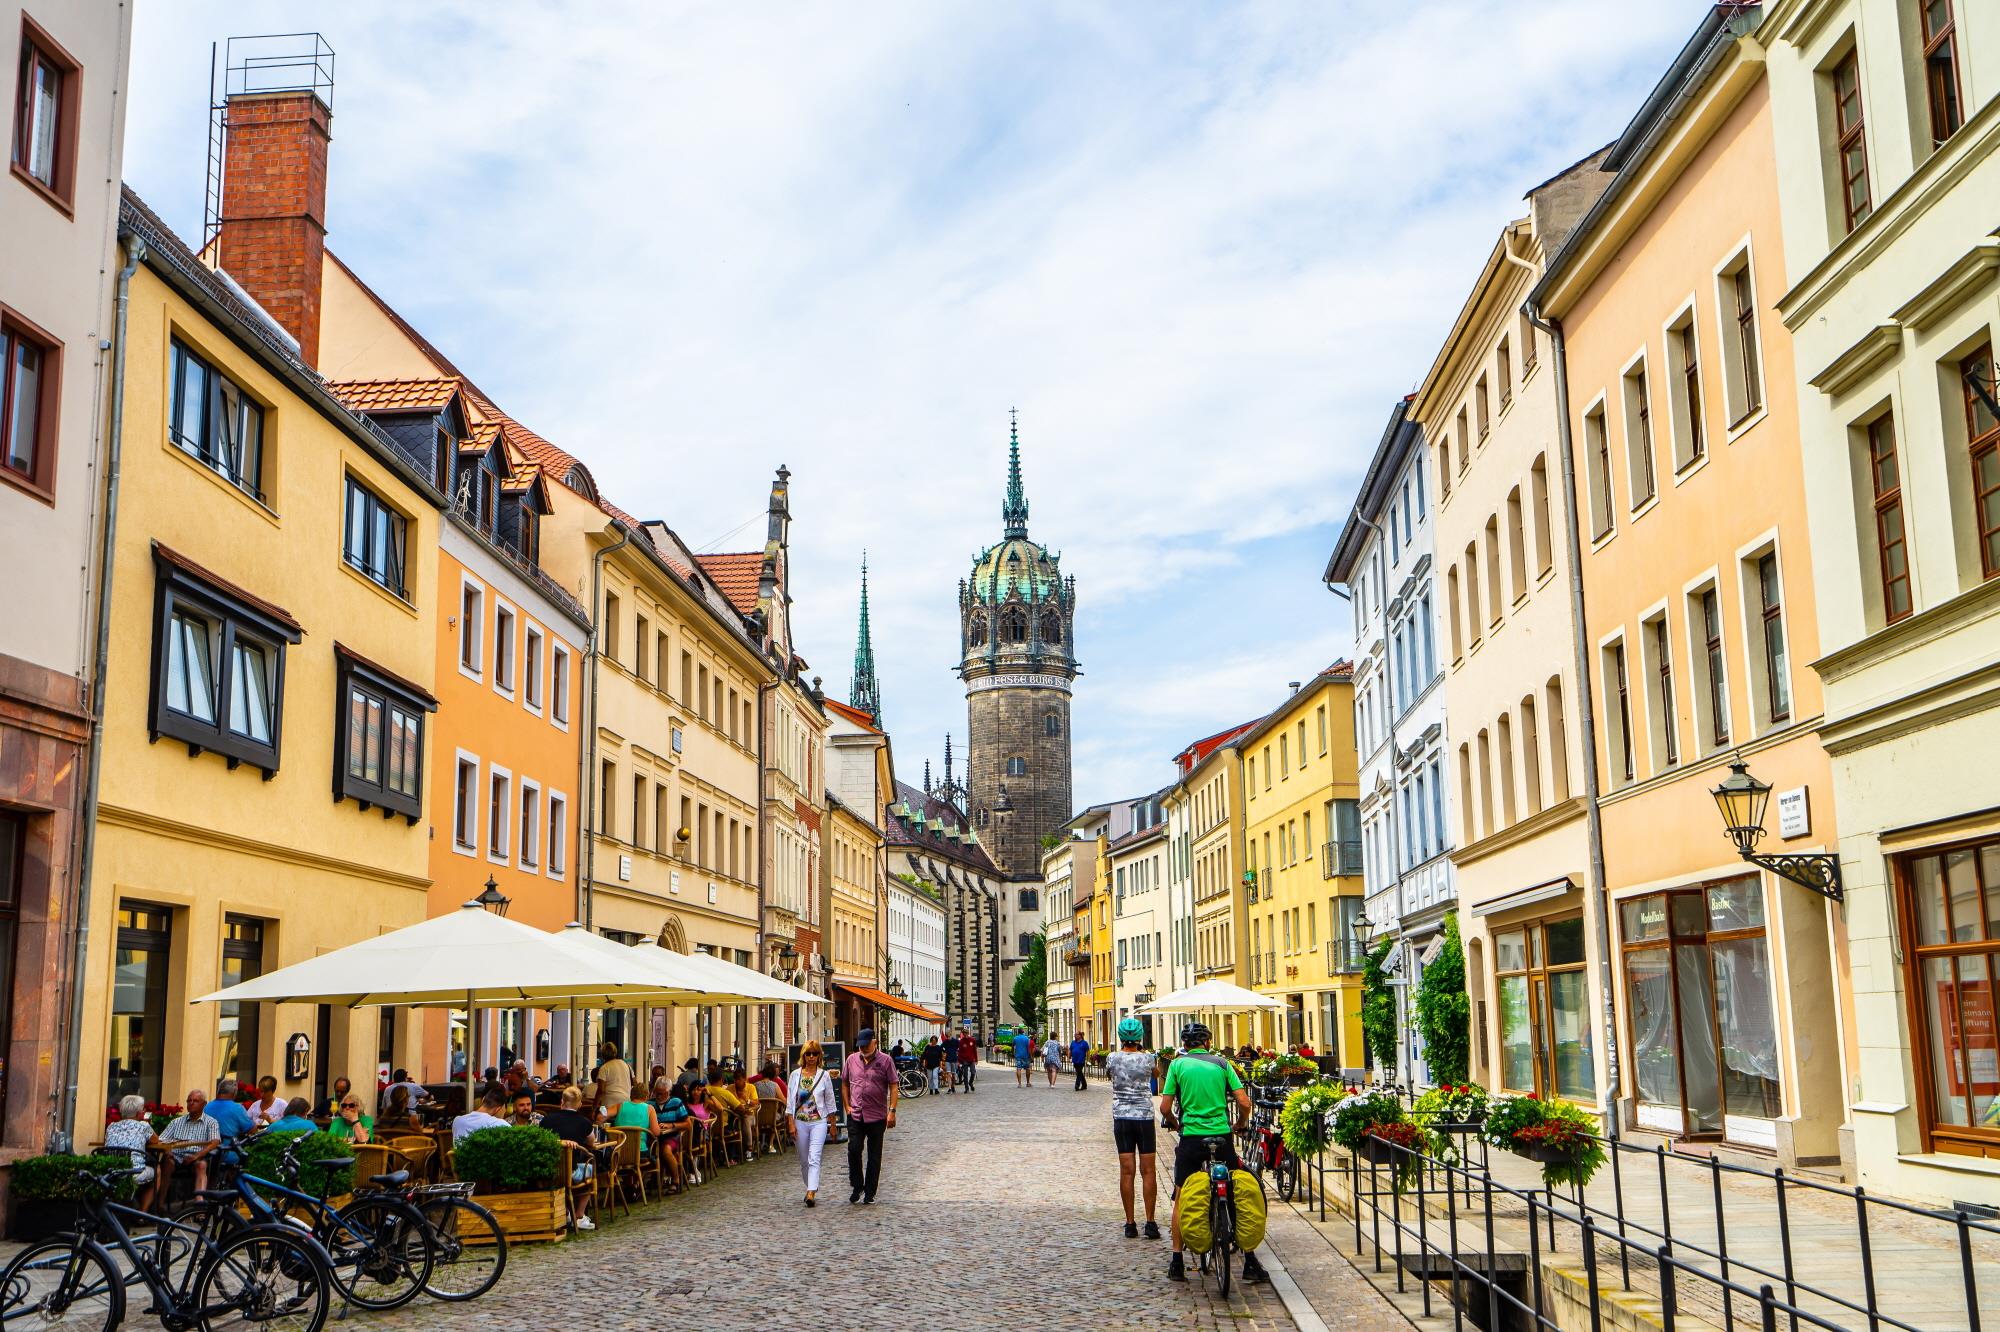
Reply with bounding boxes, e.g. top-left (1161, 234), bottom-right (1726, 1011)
top-left (1512, 243), bottom-right (1620, 1120)
top-left (575, 521), bottom-right (633, 1065)
top-left (53, 233), bottom-right (144, 1152)
top-left (756, 677), bottom-right (774, 1060)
